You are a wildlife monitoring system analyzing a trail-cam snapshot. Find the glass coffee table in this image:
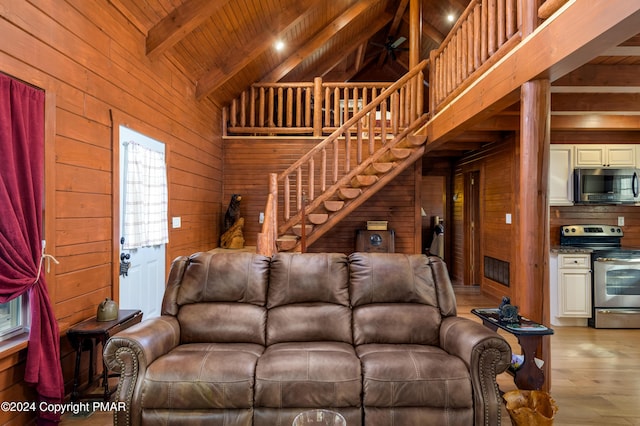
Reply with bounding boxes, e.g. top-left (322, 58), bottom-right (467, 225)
top-left (292, 409), bottom-right (346, 426)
